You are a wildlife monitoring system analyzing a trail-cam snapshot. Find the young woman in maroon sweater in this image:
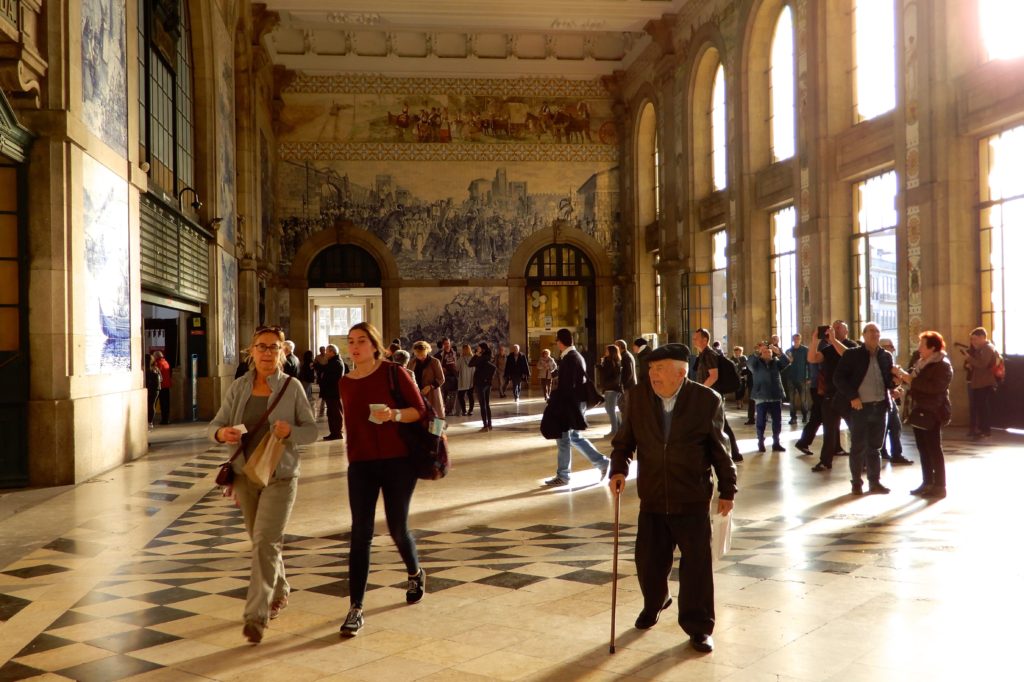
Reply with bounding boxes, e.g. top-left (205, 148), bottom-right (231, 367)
top-left (337, 322), bottom-right (428, 636)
